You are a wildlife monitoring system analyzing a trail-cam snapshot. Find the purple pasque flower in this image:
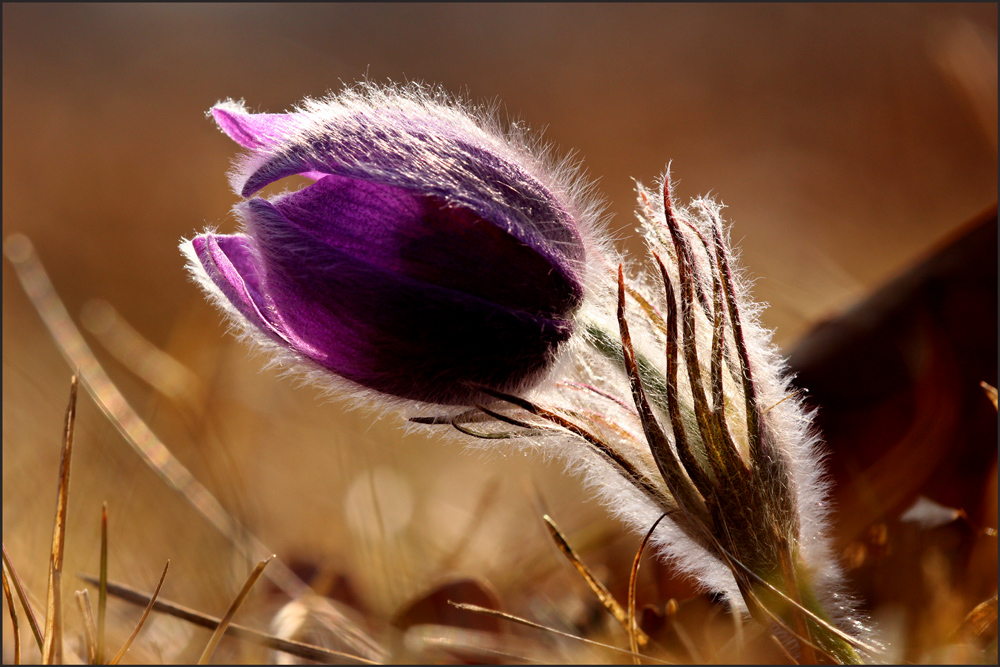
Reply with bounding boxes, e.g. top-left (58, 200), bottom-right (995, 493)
top-left (182, 84), bottom-right (591, 405)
